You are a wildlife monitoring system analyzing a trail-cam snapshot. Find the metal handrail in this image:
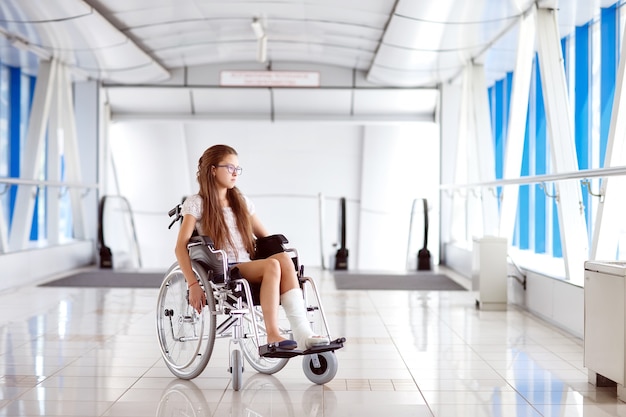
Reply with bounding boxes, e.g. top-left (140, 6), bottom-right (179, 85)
top-left (0, 177), bottom-right (99, 189)
top-left (440, 165), bottom-right (626, 190)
